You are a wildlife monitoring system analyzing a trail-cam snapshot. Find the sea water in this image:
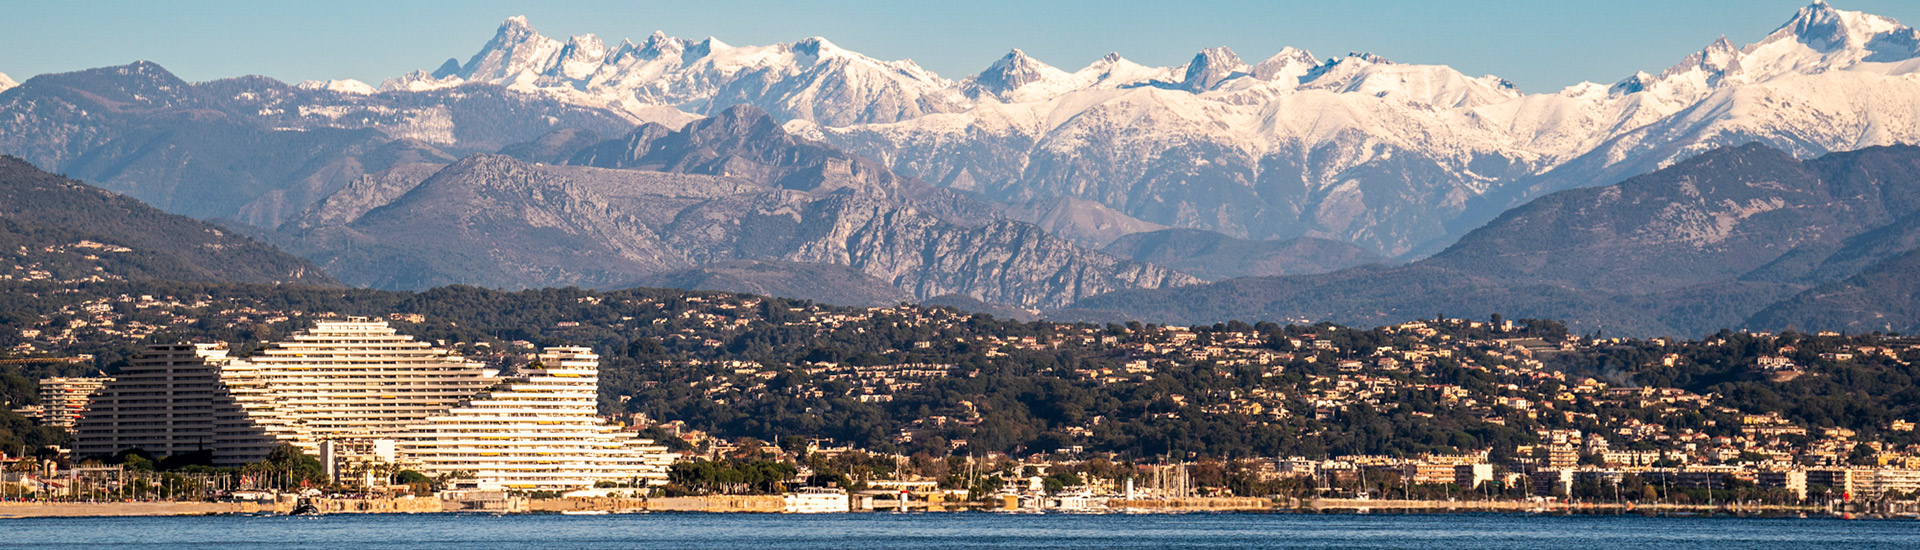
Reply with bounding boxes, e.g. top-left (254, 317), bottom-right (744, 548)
top-left (3, 512), bottom-right (1917, 549)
